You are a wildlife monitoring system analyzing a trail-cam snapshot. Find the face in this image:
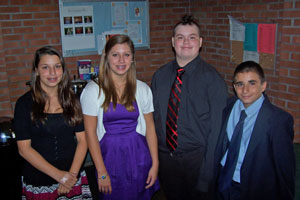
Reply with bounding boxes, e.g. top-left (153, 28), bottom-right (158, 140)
top-left (172, 24), bottom-right (202, 65)
top-left (107, 43), bottom-right (133, 79)
top-left (36, 54), bottom-right (63, 91)
top-left (234, 71), bottom-right (267, 108)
